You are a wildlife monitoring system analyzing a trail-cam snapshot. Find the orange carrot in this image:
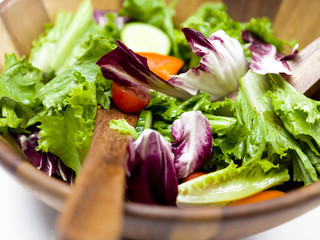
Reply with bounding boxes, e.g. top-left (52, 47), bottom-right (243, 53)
top-left (137, 52), bottom-right (184, 80)
top-left (228, 190), bottom-right (286, 206)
